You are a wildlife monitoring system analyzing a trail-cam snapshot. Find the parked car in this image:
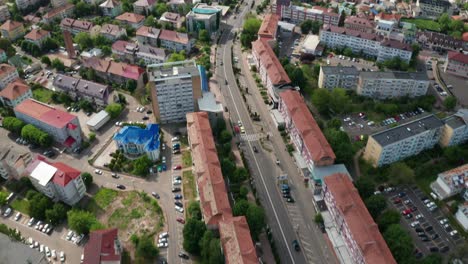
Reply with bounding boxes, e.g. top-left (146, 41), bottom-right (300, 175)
top-left (94, 169), bottom-right (103, 175)
top-left (174, 194), bottom-right (183, 200)
top-left (152, 192), bottom-right (160, 199)
top-left (449, 230), bottom-right (458, 236)
top-left (66, 230), bottom-right (74, 240)
top-left (176, 217), bottom-right (185, 224)
top-left (159, 232), bottom-right (168, 239)
top-left (111, 173), bottom-right (119, 178)
top-left (28, 218), bottom-right (36, 227)
top-left (292, 240), bottom-right (300, 251)
top-left (14, 212), bottom-right (21, 221)
top-left (116, 184), bottom-right (126, 190)
top-left (178, 252), bottom-right (189, 259)
top-left (60, 251), bottom-right (65, 261)
top-left (173, 165), bottom-right (182, 170)
top-left (175, 206), bottom-right (184, 213)
top-left (439, 218), bottom-right (448, 225)
top-left (51, 250), bottom-right (57, 260)
top-left (175, 201), bottom-right (183, 207)
top-left (172, 187), bottom-right (181, 193)
top-left (158, 242), bottom-right (168, 248)
top-left (3, 207), bottom-right (12, 217)
top-left (410, 221), bottom-right (420, 228)
top-left (415, 214), bottom-right (423, 220)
